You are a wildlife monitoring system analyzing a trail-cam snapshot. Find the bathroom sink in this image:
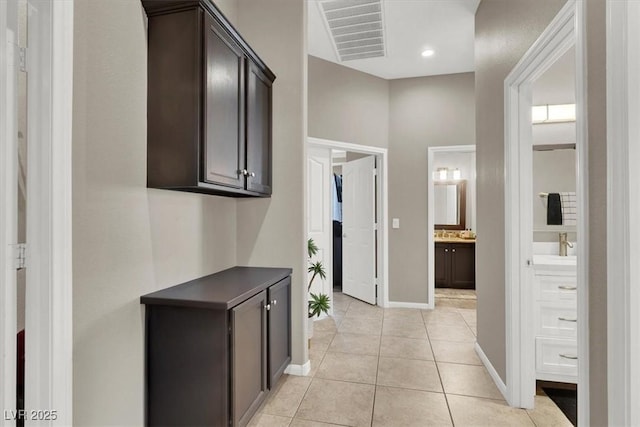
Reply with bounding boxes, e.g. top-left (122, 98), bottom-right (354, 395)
top-left (533, 254), bottom-right (577, 266)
